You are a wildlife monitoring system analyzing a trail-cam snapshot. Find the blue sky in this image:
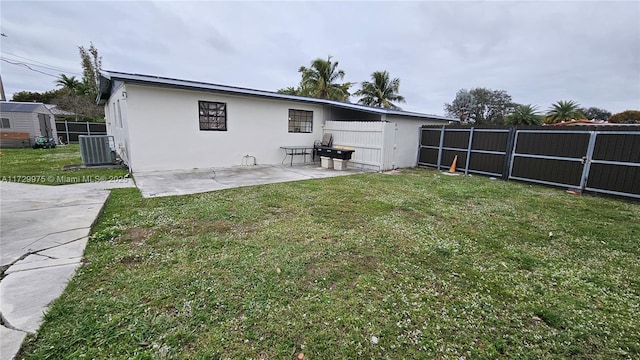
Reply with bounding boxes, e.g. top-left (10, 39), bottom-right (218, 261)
top-left (1, 0), bottom-right (638, 115)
